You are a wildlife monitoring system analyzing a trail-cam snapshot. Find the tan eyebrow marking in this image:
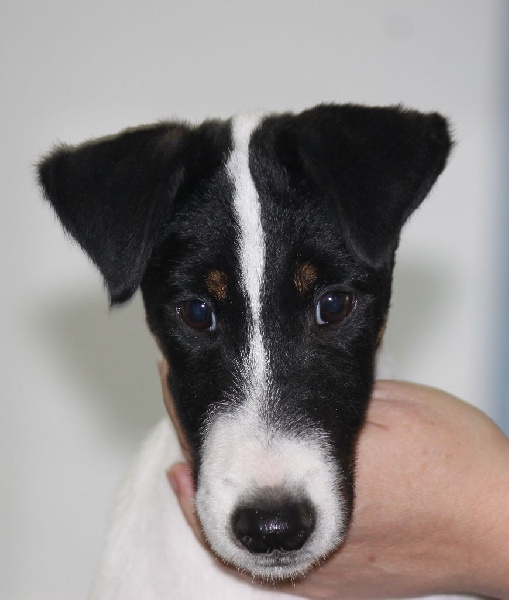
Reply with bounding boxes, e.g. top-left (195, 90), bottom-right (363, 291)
top-left (206, 270), bottom-right (228, 301)
top-left (294, 262), bottom-right (318, 295)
